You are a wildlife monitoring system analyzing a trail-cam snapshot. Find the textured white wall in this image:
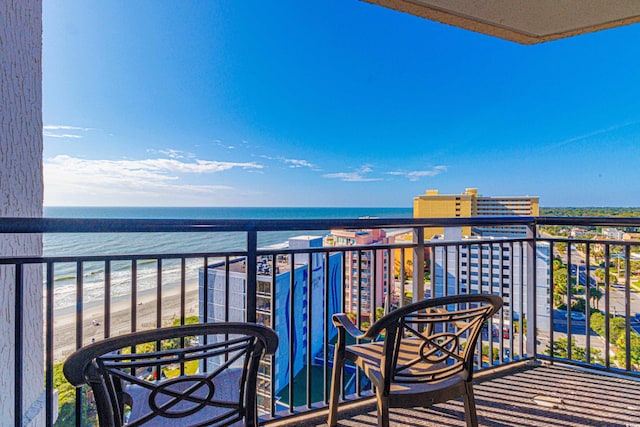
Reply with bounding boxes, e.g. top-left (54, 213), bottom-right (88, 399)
top-left (0, 0), bottom-right (44, 424)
